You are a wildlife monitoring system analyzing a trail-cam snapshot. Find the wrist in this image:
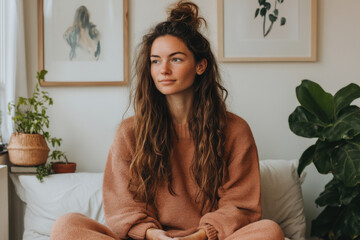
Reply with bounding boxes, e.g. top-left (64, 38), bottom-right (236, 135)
top-left (197, 229), bottom-right (207, 240)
